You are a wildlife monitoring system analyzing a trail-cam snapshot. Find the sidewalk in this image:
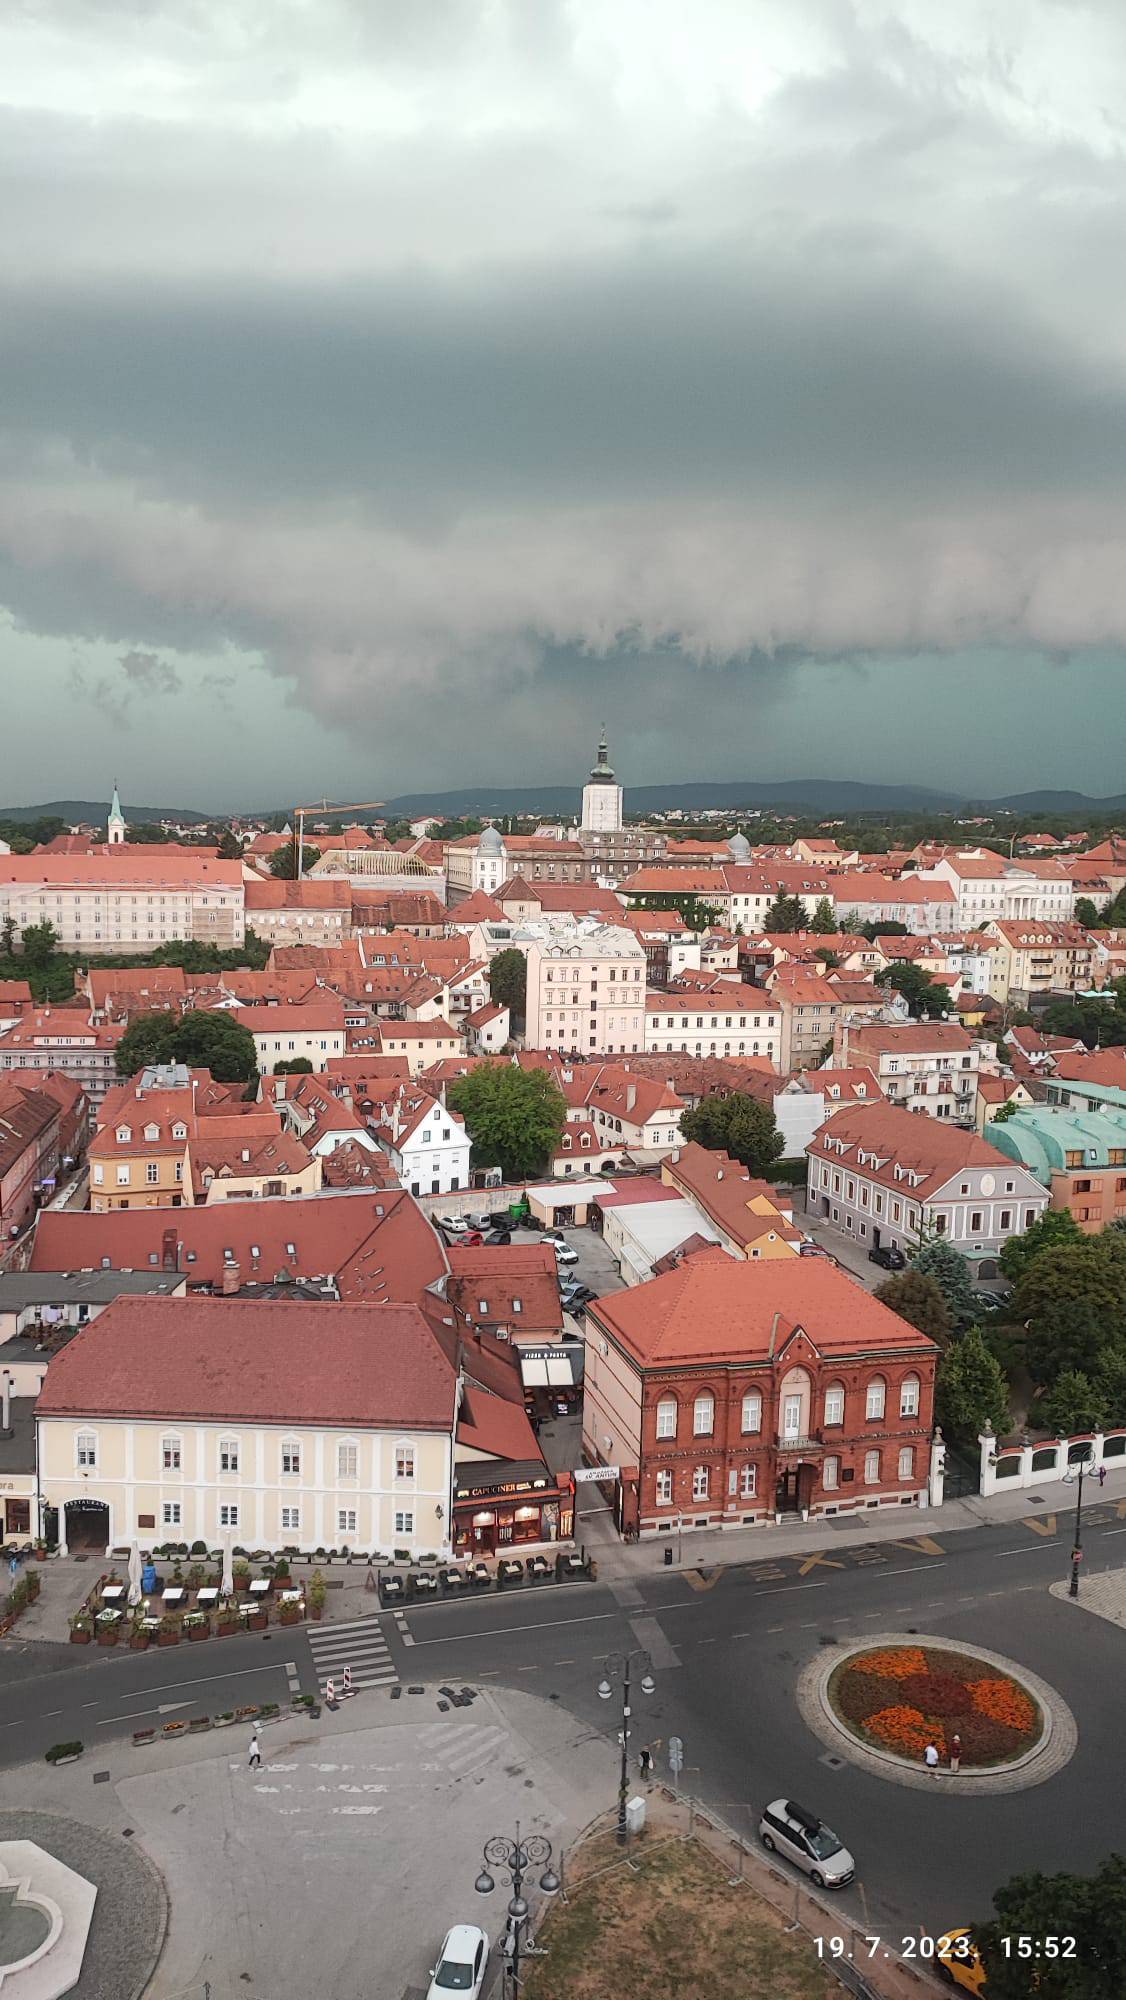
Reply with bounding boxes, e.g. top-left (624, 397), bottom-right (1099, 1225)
top-left (574, 1462), bottom-right (1126, 1582)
